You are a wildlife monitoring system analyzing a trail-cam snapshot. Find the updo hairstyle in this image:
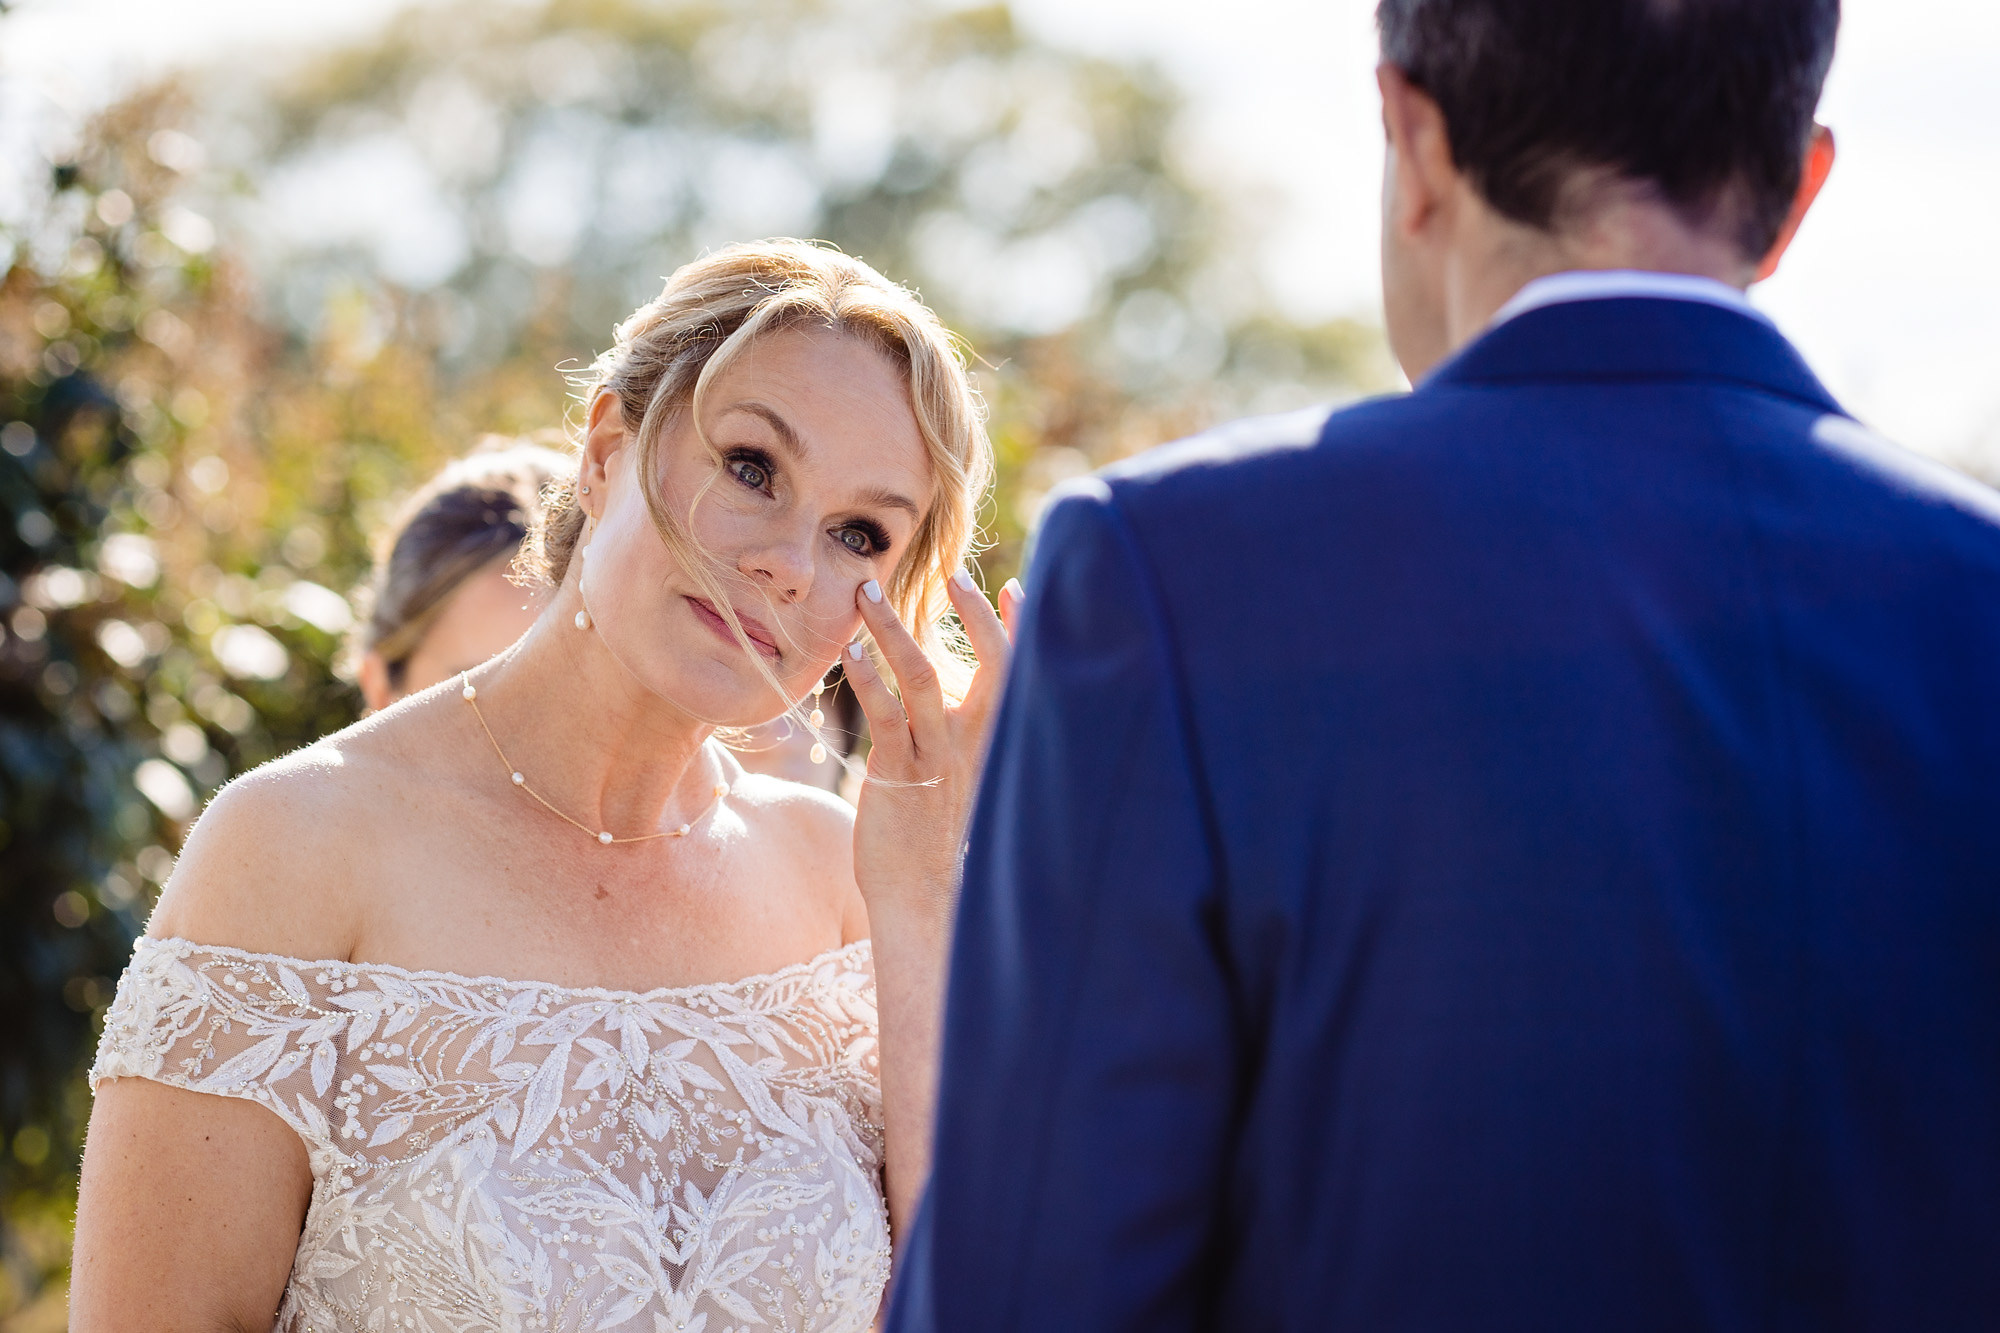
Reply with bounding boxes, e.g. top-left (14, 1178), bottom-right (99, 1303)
top-left (524, 240), bottom-right (993, 701)
top-left (353, 439), bottom-right (568, 689)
